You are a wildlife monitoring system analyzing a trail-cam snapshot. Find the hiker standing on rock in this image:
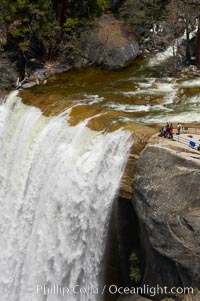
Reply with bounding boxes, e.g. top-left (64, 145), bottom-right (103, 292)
top-left (177, 123), bottom-right (181, 135)
top-left (166, 122), bottom-right (170, 135)
top-left (169, 123), bottom-right (173, 138)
